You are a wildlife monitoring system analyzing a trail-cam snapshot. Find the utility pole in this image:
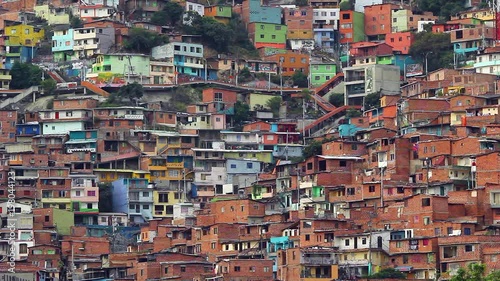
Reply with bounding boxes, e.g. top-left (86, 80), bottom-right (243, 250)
top-left (302, 97), bottom-right (306, 145)
top-left (279, 57), bottom-right (284, 96)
